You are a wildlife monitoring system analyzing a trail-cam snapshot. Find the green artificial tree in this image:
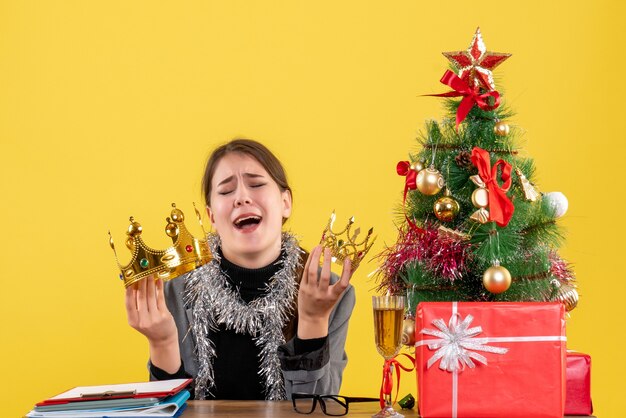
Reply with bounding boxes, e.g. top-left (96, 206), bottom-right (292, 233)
top-left (377, 29), bottom-right (578, 332)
